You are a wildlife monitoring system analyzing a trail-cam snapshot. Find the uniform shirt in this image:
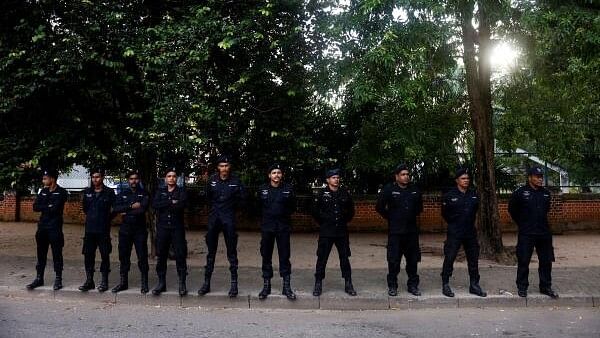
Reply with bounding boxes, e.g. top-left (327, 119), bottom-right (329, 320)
top-left (257, 182), bottom-right (296, 232)
top-left (441, 187), bottom-right (479, 238)
top-left (33, 185), bottom-right (68, 230)
top-left (152, 186), bottom-right (187, 230)
top-left (205, 174), bottom-right (246, 223)
top-left (376, 182), bottom-right (423, 234)
top-left (82, 185), bottom-right (116, 234)
top-left (508, 184), bottom-right (552, 235)
top-left (312, 186), bottom-right (355, 237)
top-left (113, 187), bottom-right (150, 231)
